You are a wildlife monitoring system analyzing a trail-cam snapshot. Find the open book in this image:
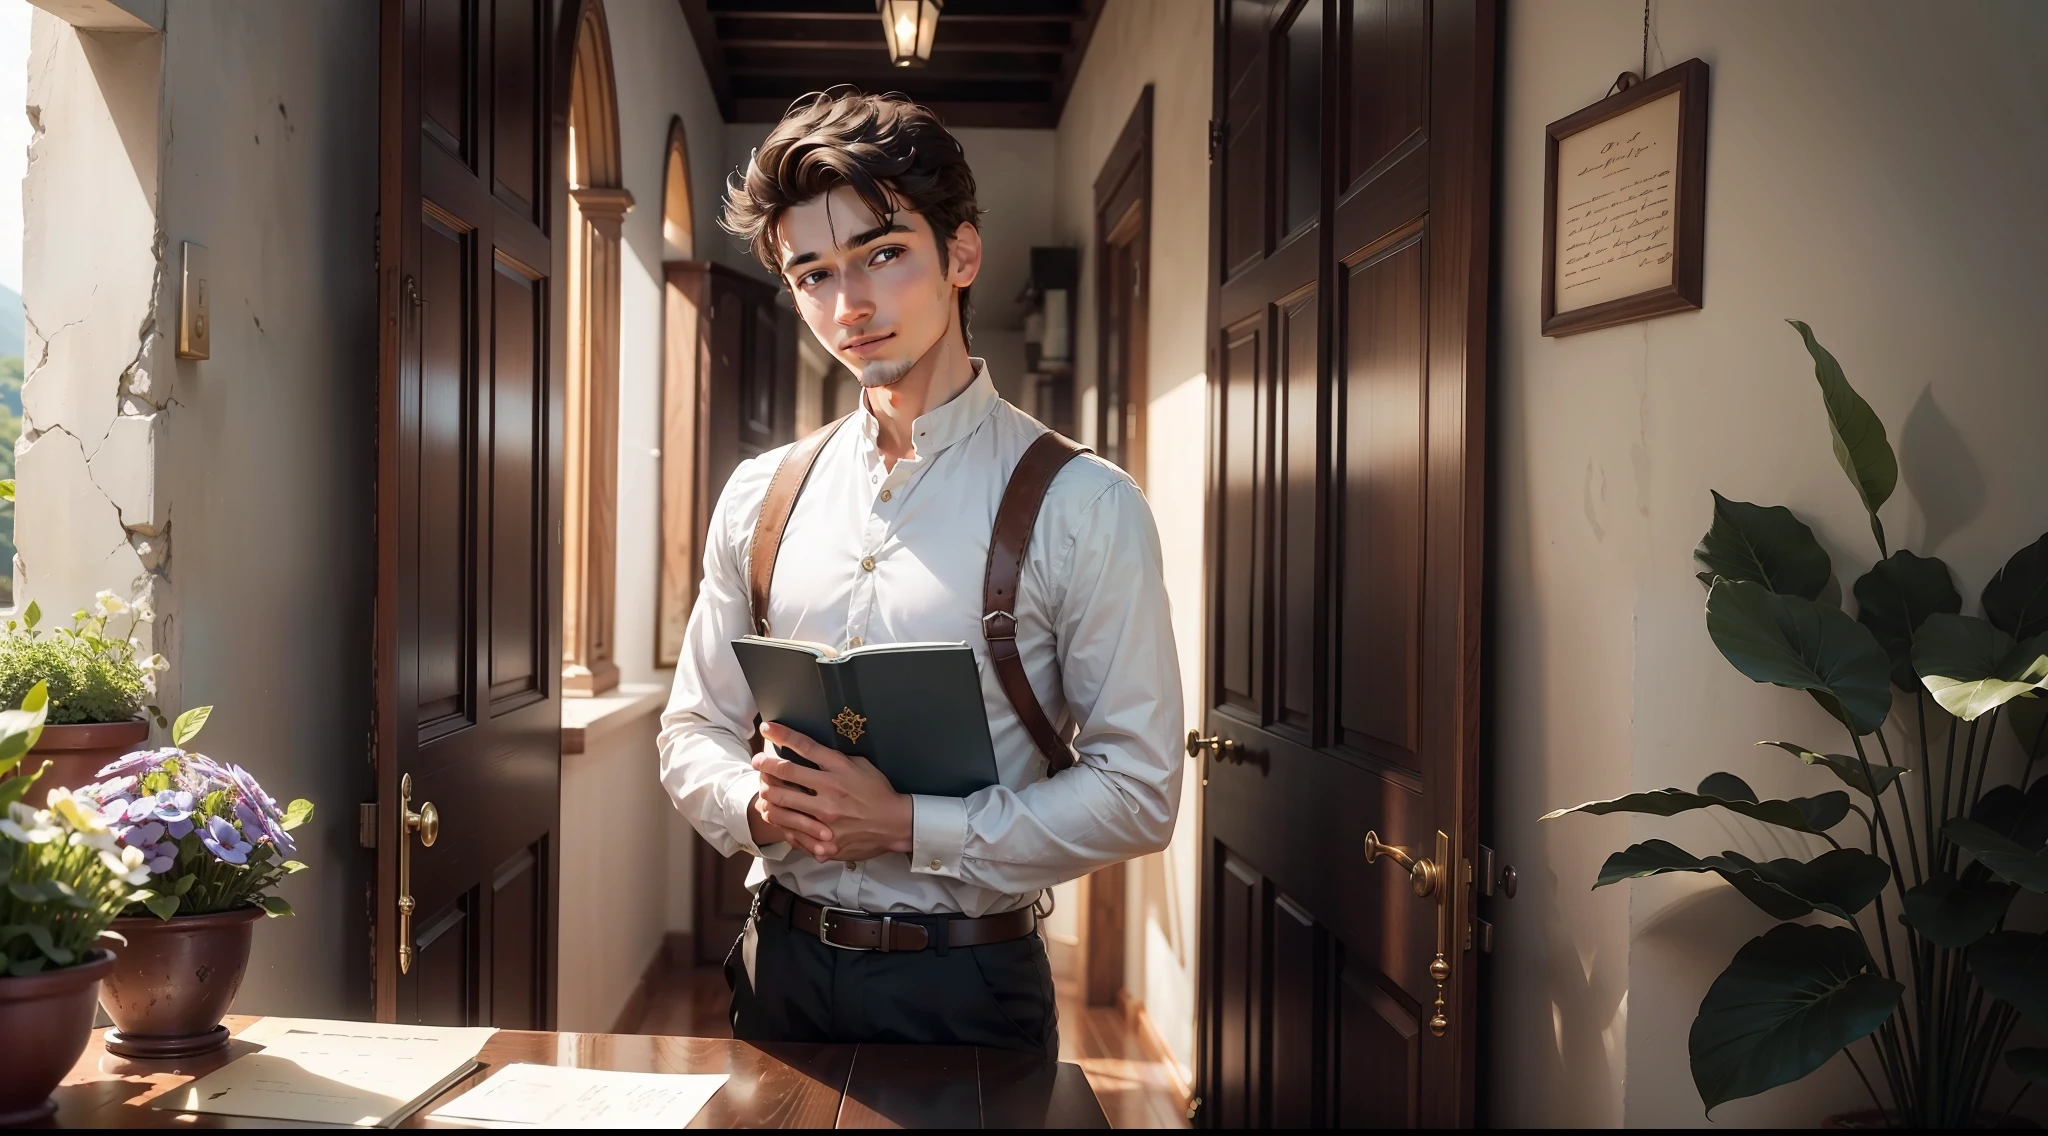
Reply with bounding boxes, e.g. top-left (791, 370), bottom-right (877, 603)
top-left (731, 636), bottom-right (1000, 798)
